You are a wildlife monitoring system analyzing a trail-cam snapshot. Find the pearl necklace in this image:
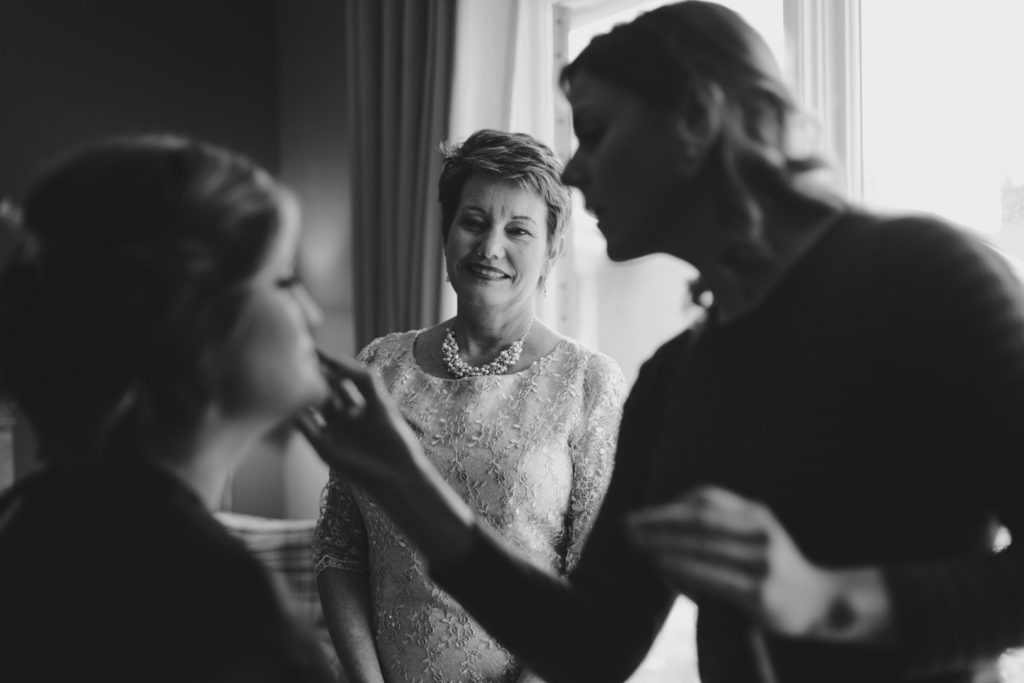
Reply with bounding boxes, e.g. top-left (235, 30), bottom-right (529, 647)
top-left (441, 320), bottom-right (534, 379)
